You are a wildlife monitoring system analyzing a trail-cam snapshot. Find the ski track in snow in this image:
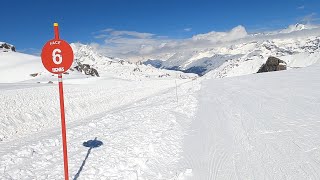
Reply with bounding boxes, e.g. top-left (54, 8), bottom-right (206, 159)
top-left (0, 78), bottom-right (200, 179)
top-left (180, 64), bottom-right (320, 180)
